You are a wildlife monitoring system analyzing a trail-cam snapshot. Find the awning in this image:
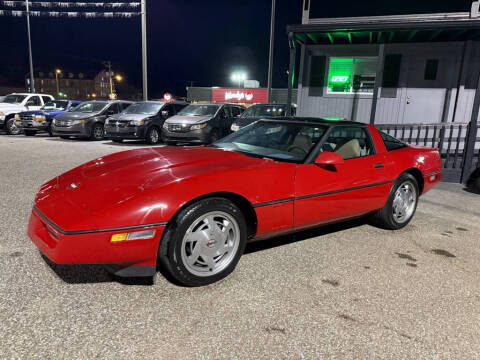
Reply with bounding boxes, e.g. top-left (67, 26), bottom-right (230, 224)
top-left (287, 12), bottom-right (480, 45)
